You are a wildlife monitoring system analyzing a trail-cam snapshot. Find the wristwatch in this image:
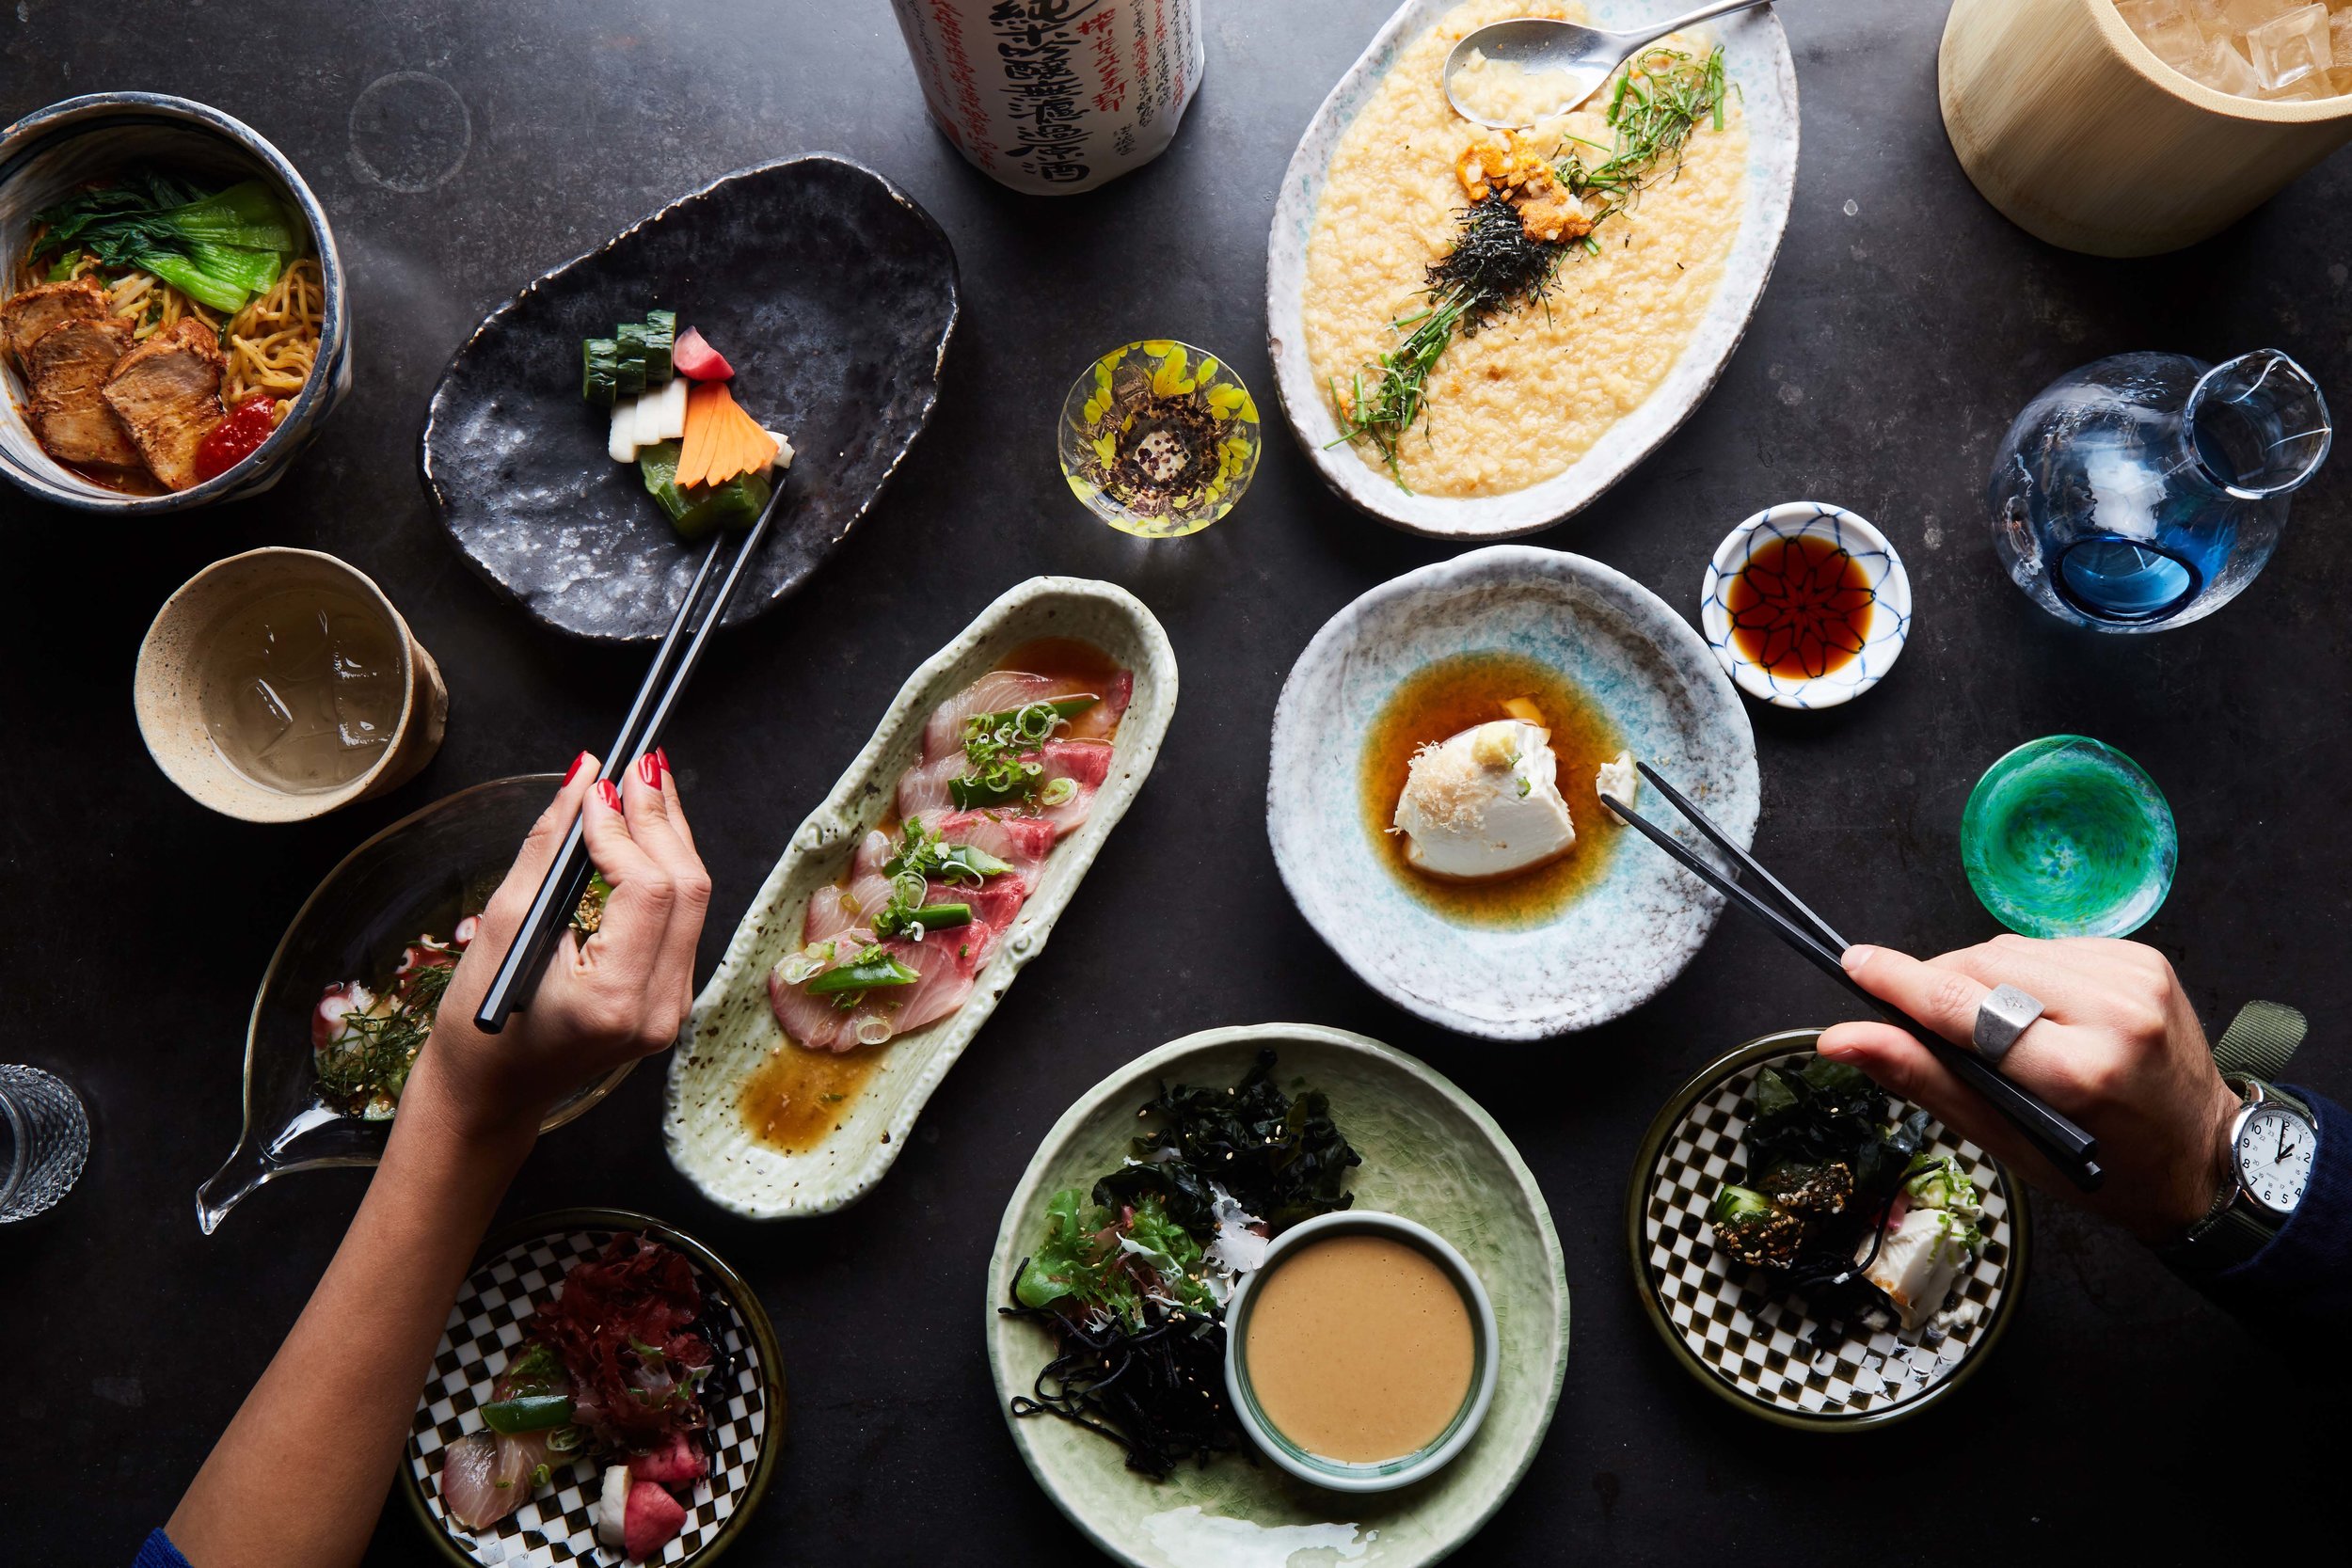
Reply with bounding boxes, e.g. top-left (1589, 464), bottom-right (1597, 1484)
top-left (2171, 1002), bottom-right (2318, 1273)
